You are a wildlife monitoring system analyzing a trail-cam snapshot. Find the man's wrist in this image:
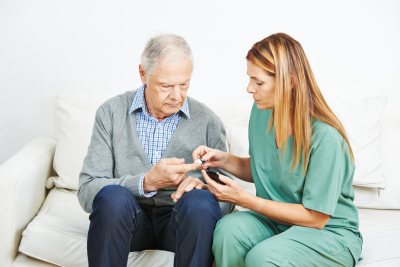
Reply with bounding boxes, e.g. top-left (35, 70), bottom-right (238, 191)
top-left (143, 174), bottom-right (157, 193)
